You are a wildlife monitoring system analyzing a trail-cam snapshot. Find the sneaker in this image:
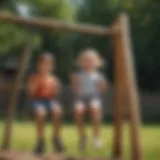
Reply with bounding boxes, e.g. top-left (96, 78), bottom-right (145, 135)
top-left (34, 138), bottom-right (45, 155)
top-left (53, 136), bottom-right (65, 153)
top-left (93, 138), bottom-right (102, 149)
top-left (79, 135), bottom-right (86, 151)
